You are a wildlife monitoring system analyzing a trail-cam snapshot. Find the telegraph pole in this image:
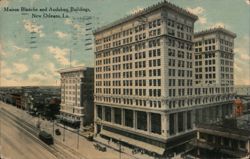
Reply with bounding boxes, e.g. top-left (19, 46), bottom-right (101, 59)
top-left (118, 139), bottom-right (122, 159)
top-left (0, 111), bottom-right (2, 156)
top-left (77, 128), bottom-right (79, 149)
top-left (63, 123), bottom-right (65, 142)
top-left (52, 119), bottom-right (55, 136)
top-left (0, 113), bottom-right (2, 147)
